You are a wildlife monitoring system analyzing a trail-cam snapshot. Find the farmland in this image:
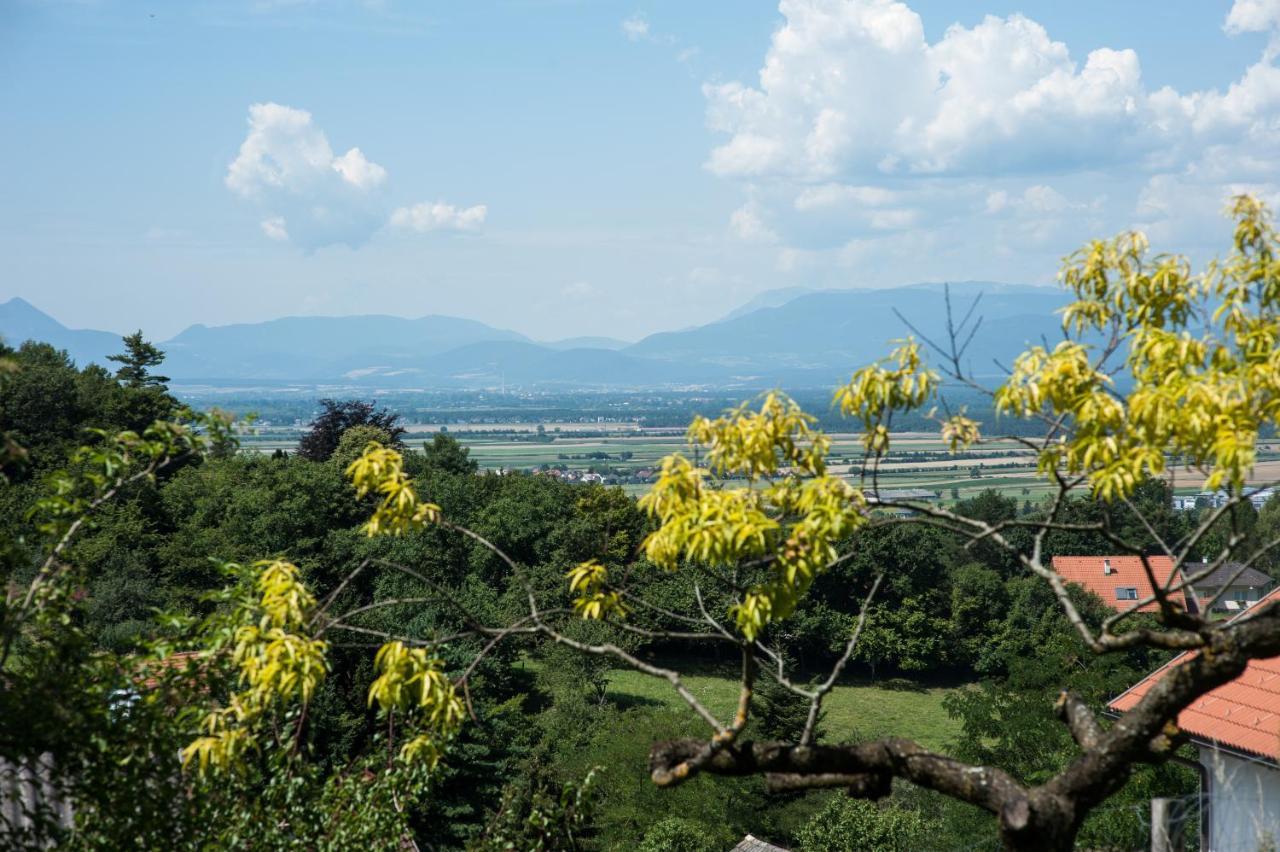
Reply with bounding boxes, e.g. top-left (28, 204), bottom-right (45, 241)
top-left (237, 420), bottom-right (1280, 504)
